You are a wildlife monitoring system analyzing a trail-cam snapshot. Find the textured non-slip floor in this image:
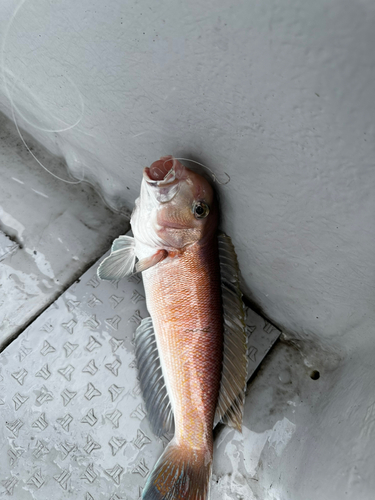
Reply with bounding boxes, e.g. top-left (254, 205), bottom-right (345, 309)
top-left (0, 245), bottom-right (280, 499)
